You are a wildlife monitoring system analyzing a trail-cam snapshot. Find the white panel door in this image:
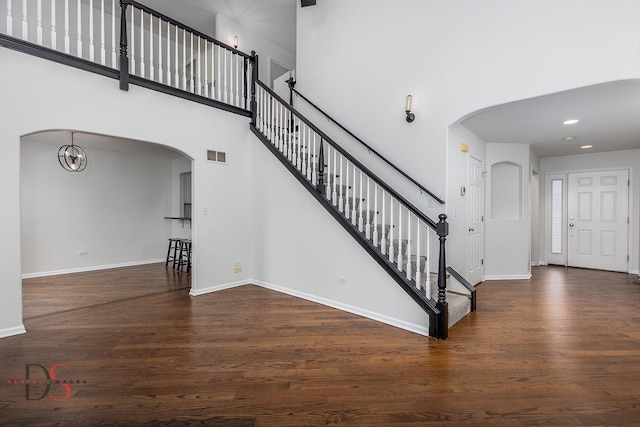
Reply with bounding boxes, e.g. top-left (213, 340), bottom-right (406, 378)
top-left (567, 170), bottom-right (628, 272)
top-left (467, 156), bottom-right (484, 285)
